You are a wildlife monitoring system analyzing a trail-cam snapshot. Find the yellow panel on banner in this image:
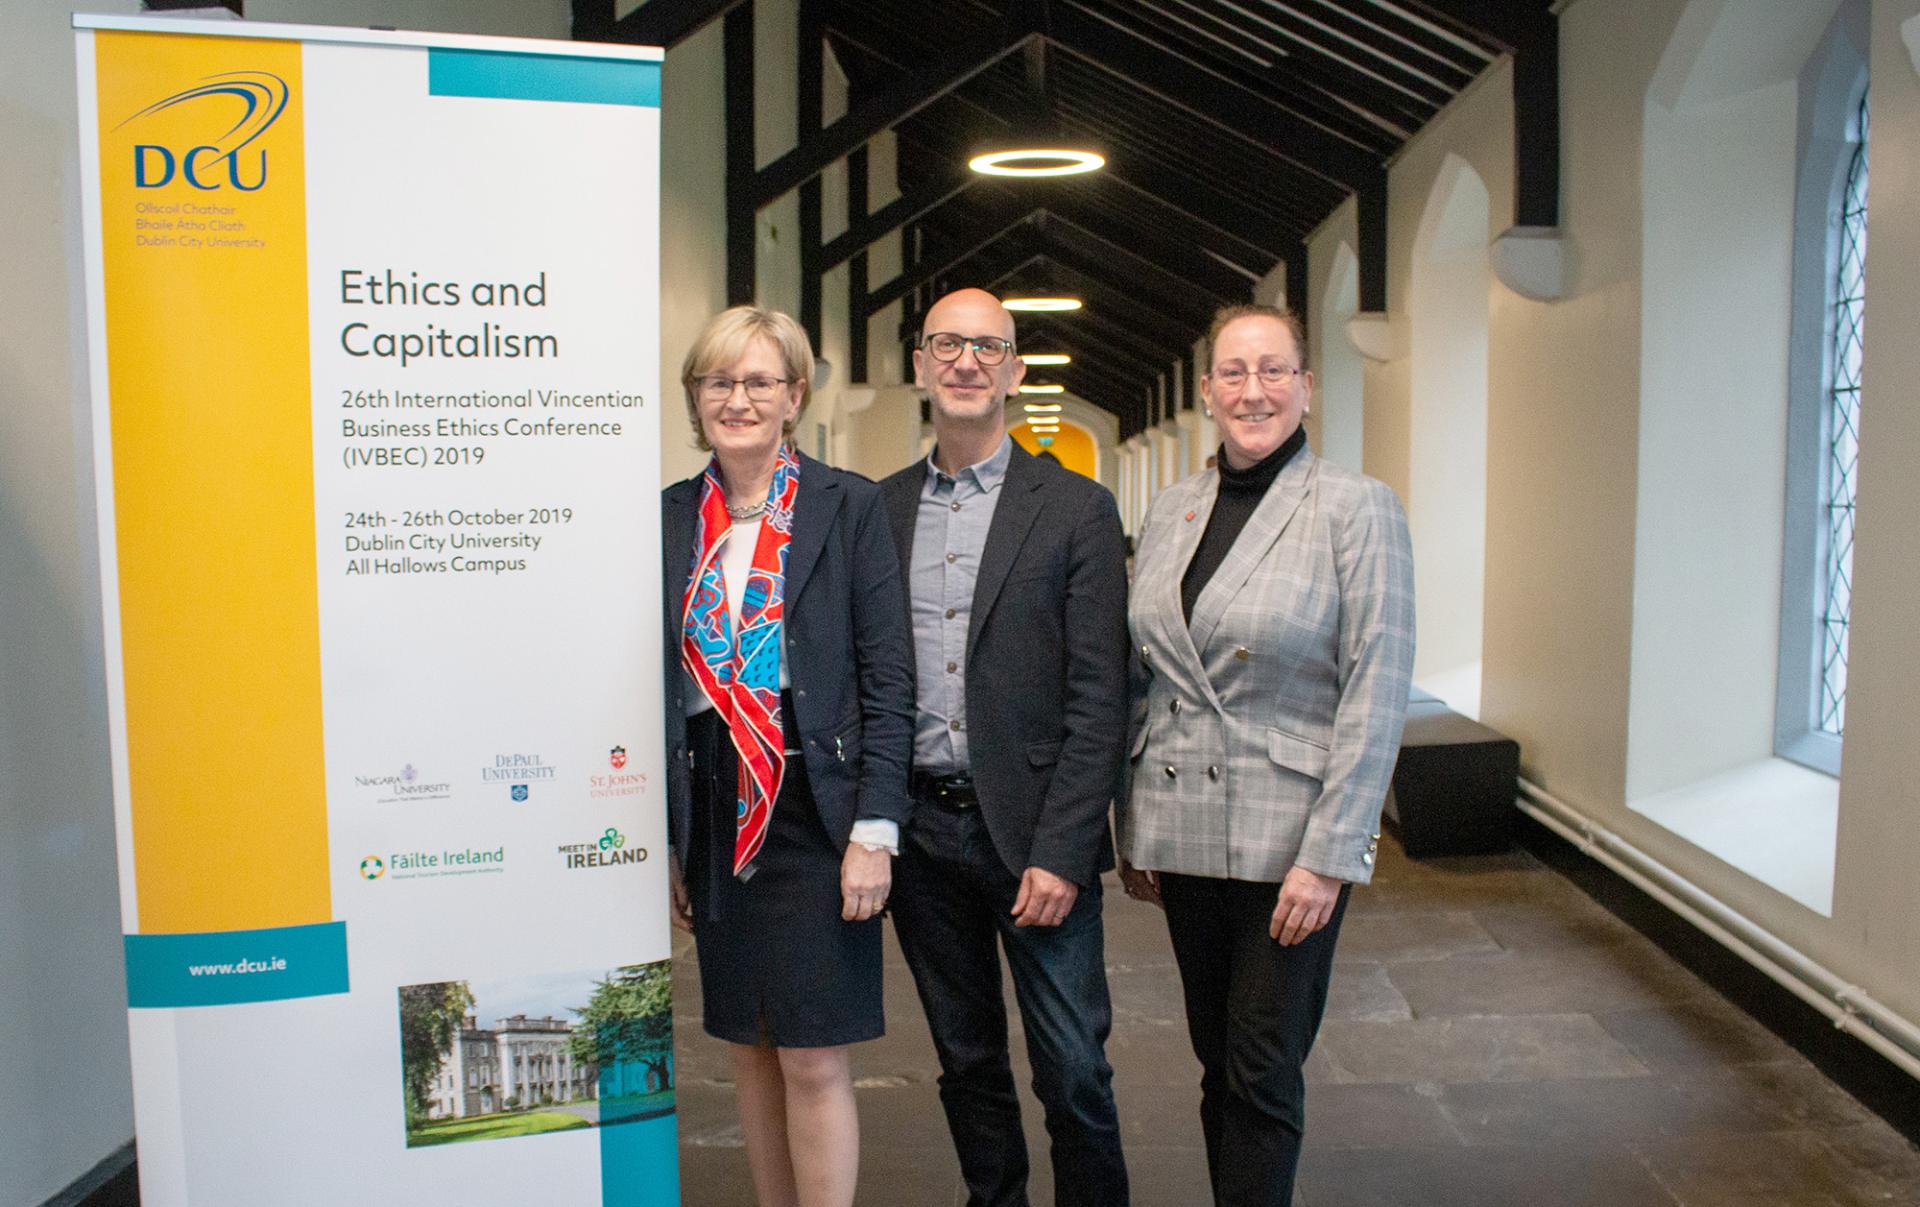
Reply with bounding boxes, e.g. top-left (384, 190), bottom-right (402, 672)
top-left (95, 31), bottom-right (328, 934)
